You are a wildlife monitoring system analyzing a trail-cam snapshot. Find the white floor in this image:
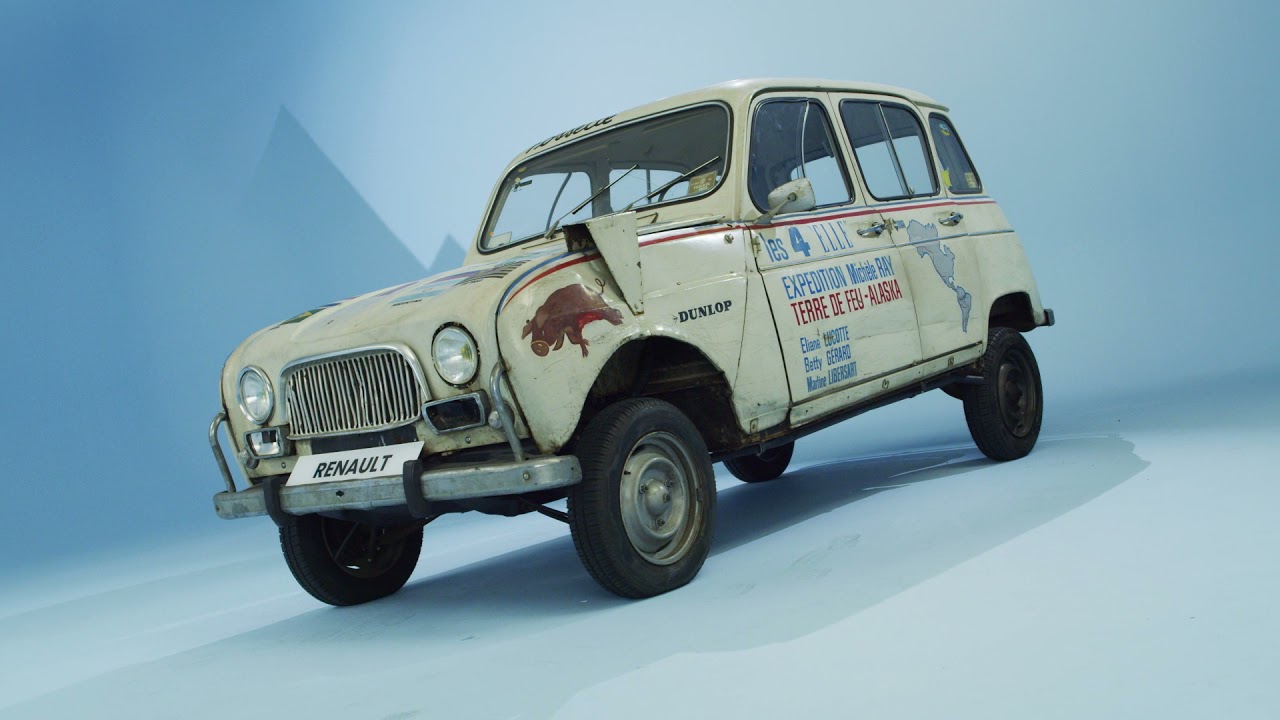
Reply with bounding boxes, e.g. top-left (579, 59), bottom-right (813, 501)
top-left (2, 375), bottom-right (1276, 719)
